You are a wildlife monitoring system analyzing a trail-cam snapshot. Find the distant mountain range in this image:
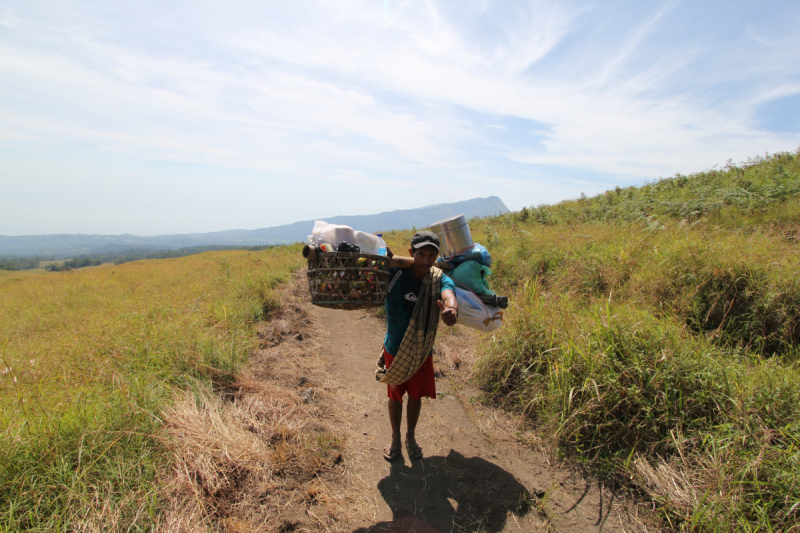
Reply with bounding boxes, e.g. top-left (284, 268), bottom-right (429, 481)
top-left (0, 196), bottom-right (509, 257)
